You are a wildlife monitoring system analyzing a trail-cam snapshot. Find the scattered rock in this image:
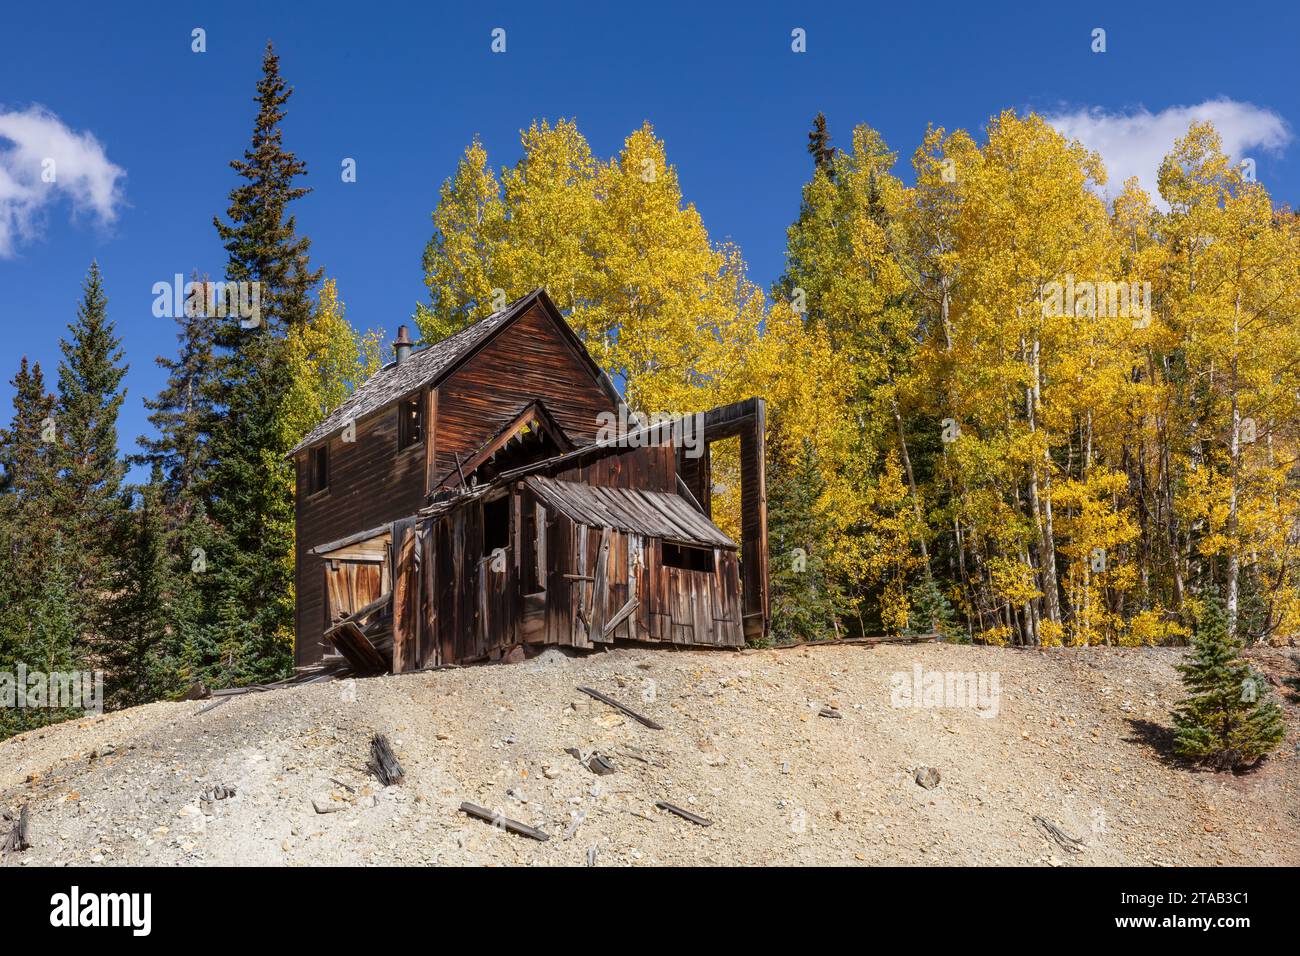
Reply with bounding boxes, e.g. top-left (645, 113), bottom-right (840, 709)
top-left (915, 767), bottom-right (941, 790)
top-left (1, 643), bottom-right (1293, 867)
top-left (565, 747), bottom-right (616, 775)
